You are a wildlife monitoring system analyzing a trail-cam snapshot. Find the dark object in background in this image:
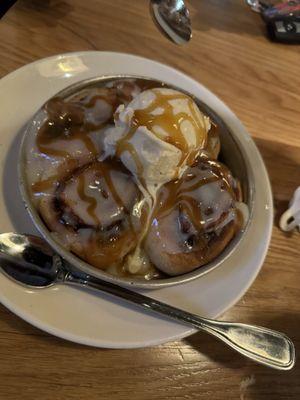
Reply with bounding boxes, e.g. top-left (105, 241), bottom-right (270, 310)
top-left (262, 1), bottom-right (300, 42)
top-left (0, 1), bottom-right (17, 18)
